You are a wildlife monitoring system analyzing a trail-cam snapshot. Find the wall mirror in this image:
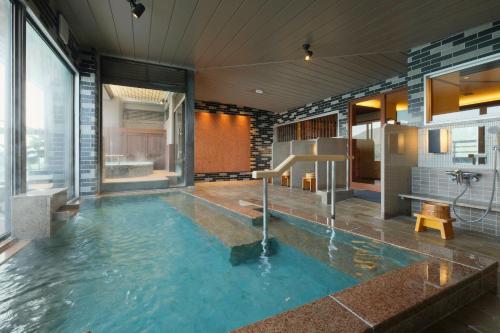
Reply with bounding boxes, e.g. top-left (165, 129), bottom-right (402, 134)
top-left (451, 126), bottom-right (486, 165)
